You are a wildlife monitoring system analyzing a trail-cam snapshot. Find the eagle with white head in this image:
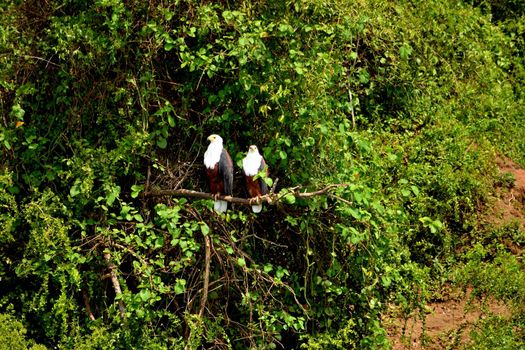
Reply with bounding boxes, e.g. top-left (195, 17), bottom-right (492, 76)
top-left (204, 134), bottom-right (234, 213)
top-left (242, 145), bottom-right (268, 213)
